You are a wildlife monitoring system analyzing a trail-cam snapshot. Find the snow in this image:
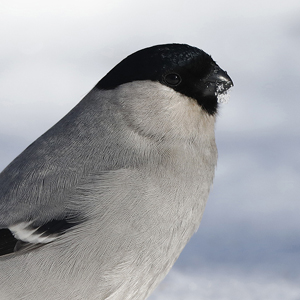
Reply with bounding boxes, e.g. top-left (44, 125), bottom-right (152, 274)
top-left (1, 1), bottom-right (300, 299)
top-left (150, 268), bottom-right (300, 300)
